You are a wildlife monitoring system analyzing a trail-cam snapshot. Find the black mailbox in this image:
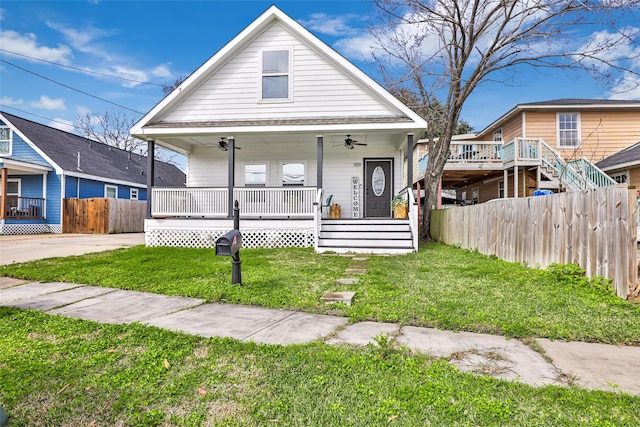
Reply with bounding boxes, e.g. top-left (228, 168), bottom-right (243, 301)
top-left (215, 230), bottom-right (242, 256)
